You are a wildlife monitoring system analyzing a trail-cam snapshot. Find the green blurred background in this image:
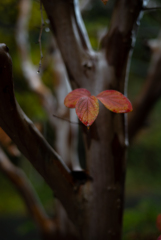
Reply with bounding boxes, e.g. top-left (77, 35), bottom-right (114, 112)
top-left (0, 0), bottom-right (161, 239)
